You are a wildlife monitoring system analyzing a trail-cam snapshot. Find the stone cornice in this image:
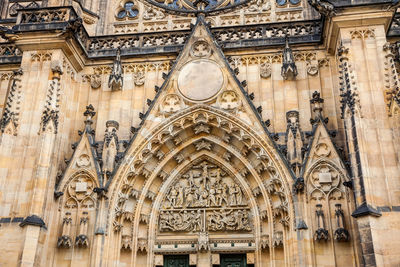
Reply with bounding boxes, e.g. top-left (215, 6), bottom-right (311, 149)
top-left (0, 6), bottom-right (323, 64)
top-left (0, 4), bottom-right (399, 65)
